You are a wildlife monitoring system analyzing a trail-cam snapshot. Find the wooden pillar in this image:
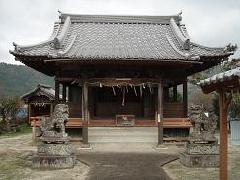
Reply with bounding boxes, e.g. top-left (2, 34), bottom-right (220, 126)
top-left (173, 85), bottom-right (177, 102)
top-left (164, 87), bottom-right (169, 102)
top-left (157, 81), bottom-right (164, 145)
top-left (62, 84), bottom-right (66, 102)
top-left (82, 82), bottom-right (89, 145)
top-left (50, 104), bottom-right (53, 115)
top-left (28, 104), bottom-right (31, 124)
top-left (219, 91), bottom-right (232, 180)
top-left (183, 80), bottom-right (188, 117)
top-left (143, 90), bottom-right (151, 118)
top-left (55, 79), bottom-right (60, 104)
